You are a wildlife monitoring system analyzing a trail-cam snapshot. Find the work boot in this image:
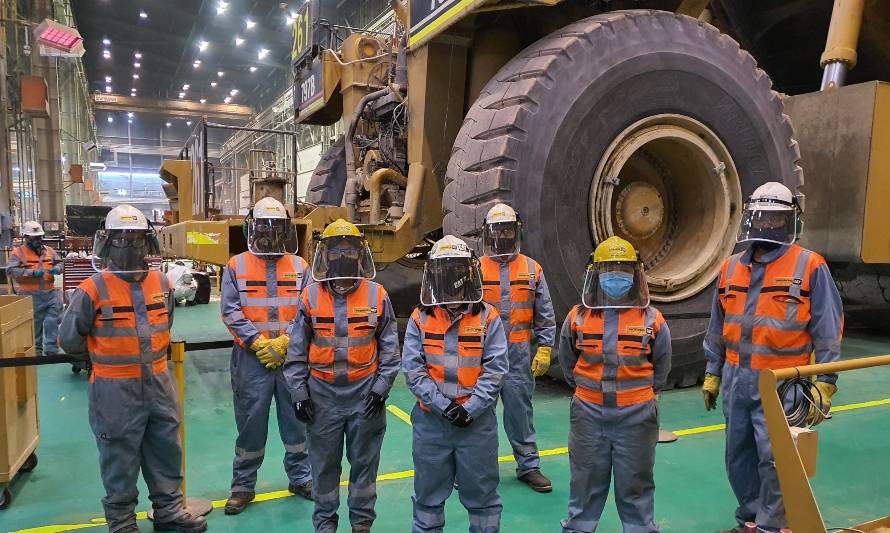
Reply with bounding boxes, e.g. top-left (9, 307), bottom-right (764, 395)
top-left (224, 491), bottom-right (255, 515)
top-left (518, 469), bottom-right (553, 493)
top-left (352, 527), bottom-right (371, 533)
top-left (288, 480), bottom-right (313, 501)
top-left (115, 526), bottom-right (140, 533)
top-left (153, 511), bottom-right (207, 533)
